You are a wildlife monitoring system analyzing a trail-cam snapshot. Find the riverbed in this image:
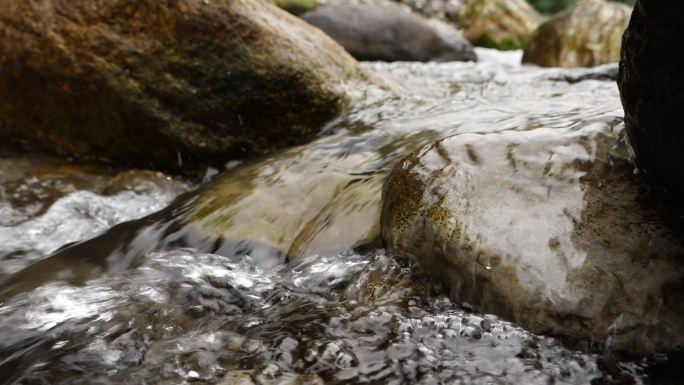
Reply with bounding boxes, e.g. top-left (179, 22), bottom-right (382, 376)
top-left (0, 50), bottom-right (679, 384)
